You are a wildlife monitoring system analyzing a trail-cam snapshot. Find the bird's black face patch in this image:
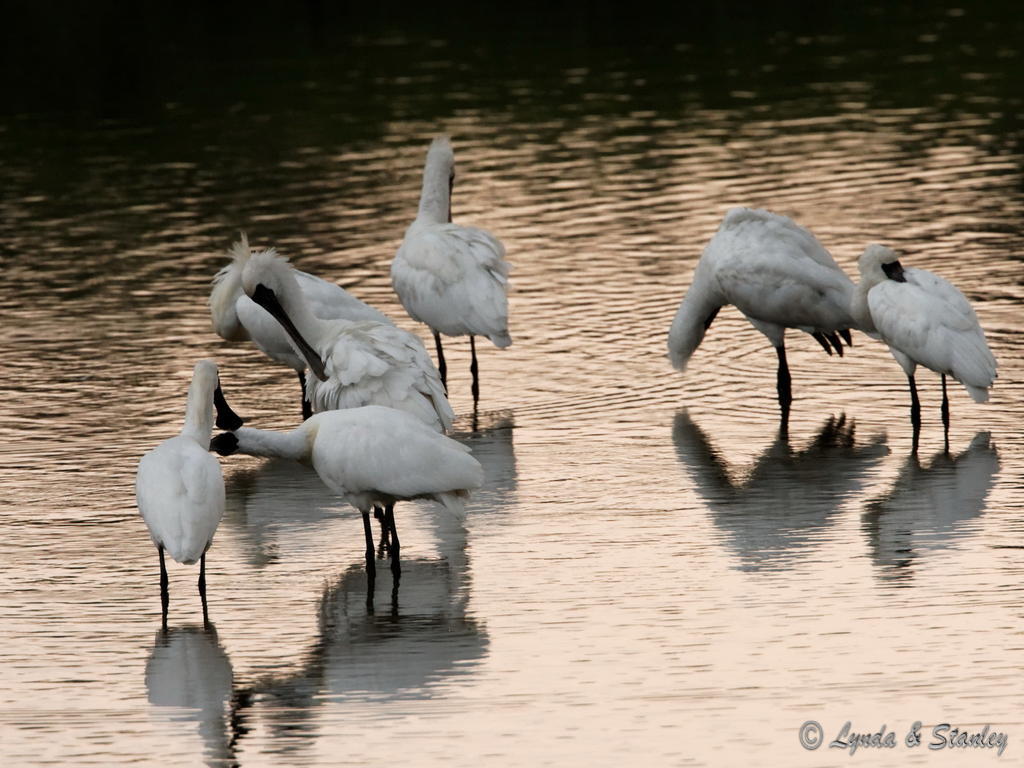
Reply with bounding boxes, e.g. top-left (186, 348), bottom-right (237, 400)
top-left (209, 432), bottom-right (239, 456)
top-left (882, 260), bottom-right (906, 283)
top-left (251, 282), bottom-right (278, 311)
